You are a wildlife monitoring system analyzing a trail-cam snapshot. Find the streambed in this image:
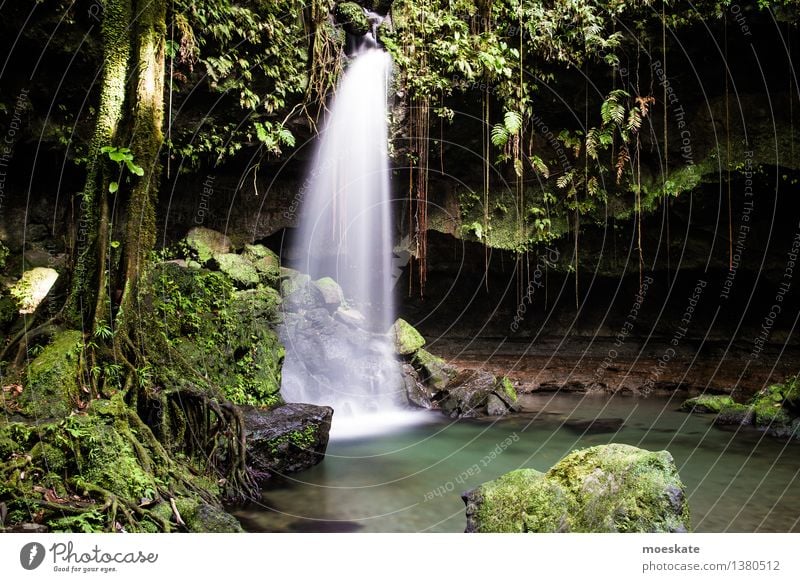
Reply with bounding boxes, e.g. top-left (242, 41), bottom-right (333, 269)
top-left (233, 393), bottom-right (800, 532)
